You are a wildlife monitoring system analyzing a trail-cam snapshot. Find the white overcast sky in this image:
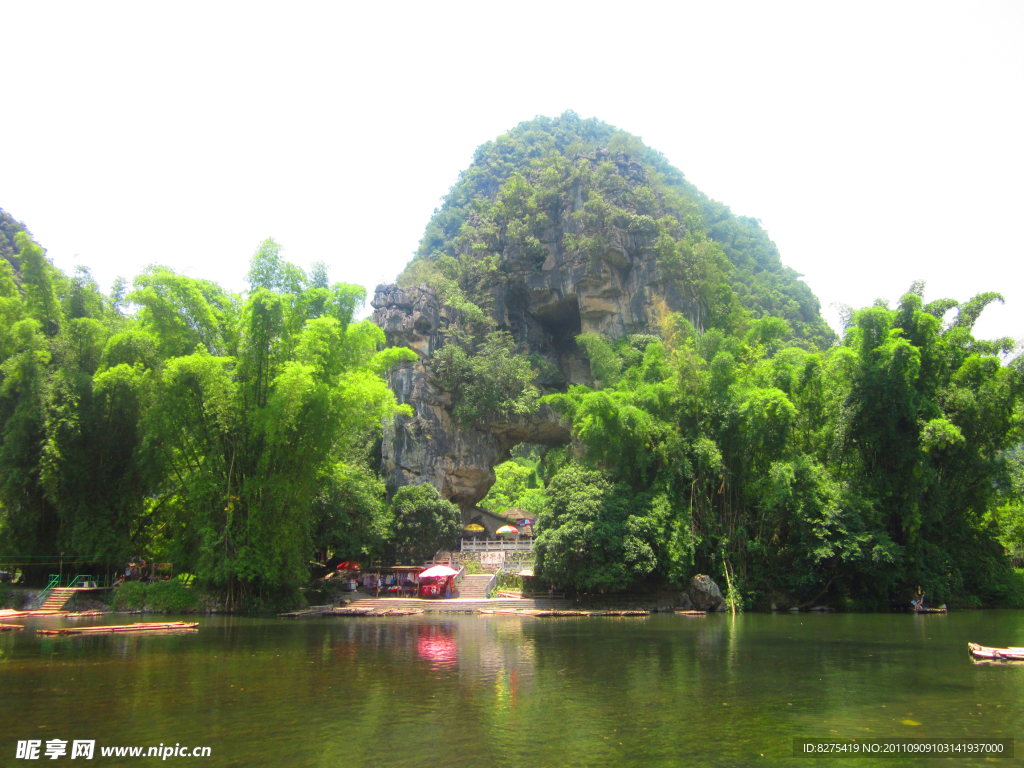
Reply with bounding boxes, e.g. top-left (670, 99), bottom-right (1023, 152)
top-left (2, 1), bottom-right (1021, 342)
